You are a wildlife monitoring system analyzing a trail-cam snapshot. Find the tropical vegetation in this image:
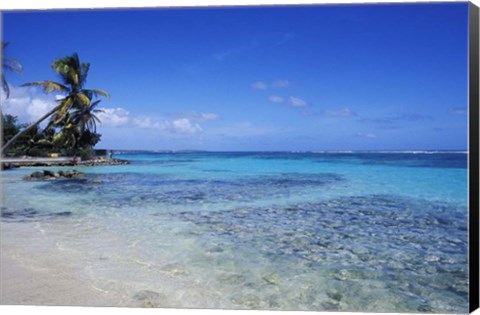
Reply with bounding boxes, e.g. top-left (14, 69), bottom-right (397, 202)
top-left (2, 113), bottom-right (102, 158)
top-left (1, 51), bottom-right (109, 158)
